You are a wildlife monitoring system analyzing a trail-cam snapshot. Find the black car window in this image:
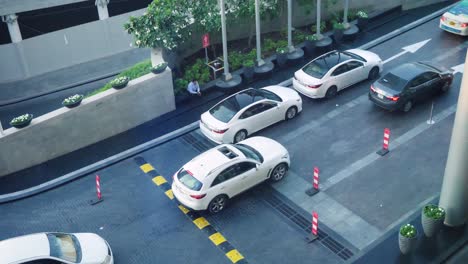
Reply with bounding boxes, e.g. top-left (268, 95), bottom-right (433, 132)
top-left (347, 61), bottom-right (364, 70)
top-left (409, 75), bottom-right (426, 88)
top-left (378, 73), bottom-right (407, 91)
top-left (258, 102), bottom-right (278, 112)
top-left (23, 260), bottom-right (61, 264)
top-left (331, 64), bottom-right (348, 76)
top-left (423, 72), bottom-right (439, 82)
top-left (239, 104), bottom-right (261, 119)
top-left (211, 165), bottom-right (237, 187)
top-left (236, 162), bottom-right (257, 174)
top-left (259, 89), bottom-right (282, 102)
